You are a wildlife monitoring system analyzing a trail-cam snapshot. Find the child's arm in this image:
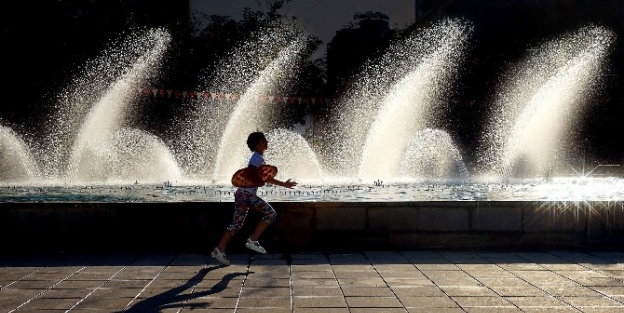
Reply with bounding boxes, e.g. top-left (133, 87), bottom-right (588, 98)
top-left (267, 178), bottom-right (297, 189)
